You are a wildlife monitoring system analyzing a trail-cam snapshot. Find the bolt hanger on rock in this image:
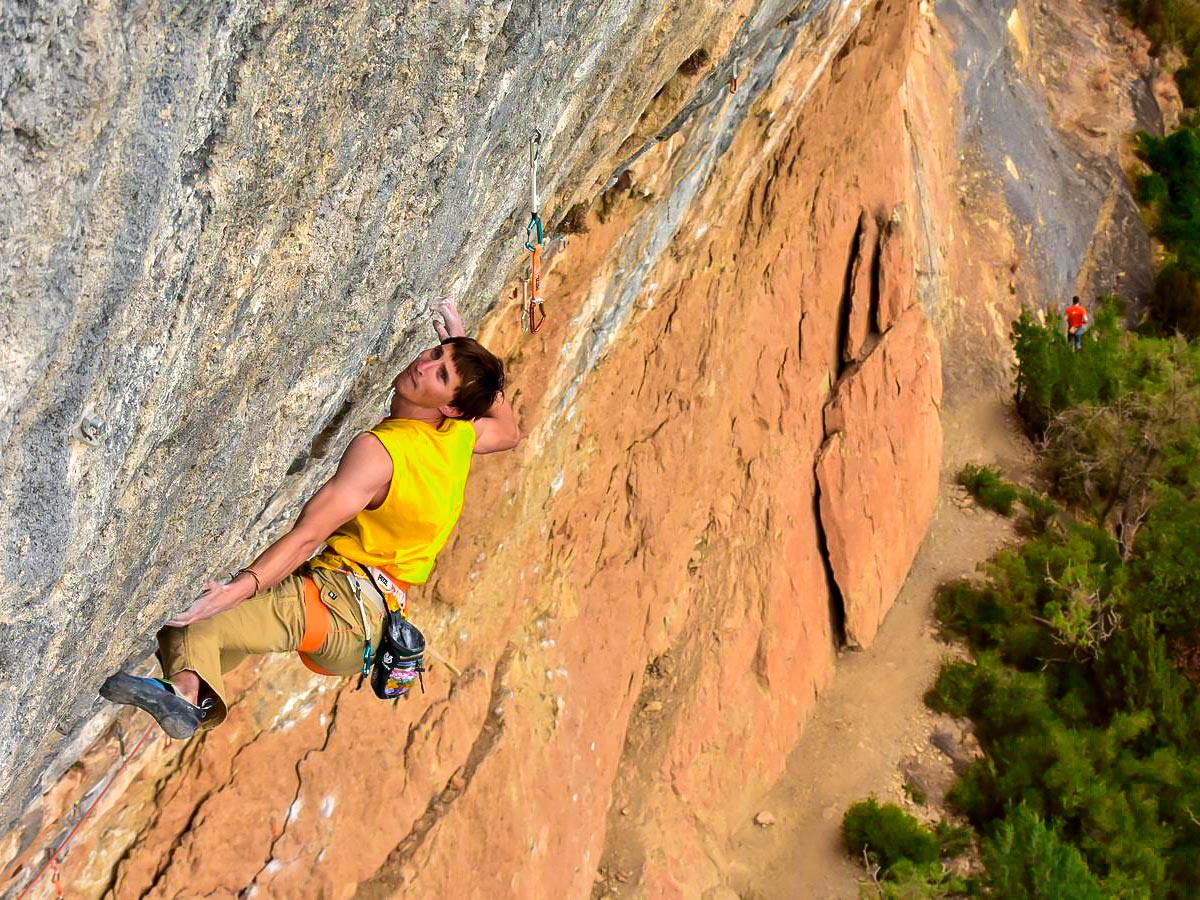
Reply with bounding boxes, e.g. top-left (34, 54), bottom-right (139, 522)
top-left (75, 407), bottom-right (105, 446)
top-left (523, 129), bottom-right (547, 334)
